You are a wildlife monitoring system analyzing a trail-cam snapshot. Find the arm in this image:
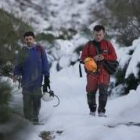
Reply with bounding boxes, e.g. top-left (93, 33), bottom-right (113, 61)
top-left (81, 42), bottom-right (90, 62)
top-left (41, 47), bottom-right (50, 90)
top-left (14, 52), bottom-right (23, 75)
top-left (14, 65), bottom-right (21, 76)
top-left (14, 47), bottom-right (27, 76)
top-left (41, 47), bottom-right (50, 76)
top-left (13, 54), bottom-right (22, 82)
